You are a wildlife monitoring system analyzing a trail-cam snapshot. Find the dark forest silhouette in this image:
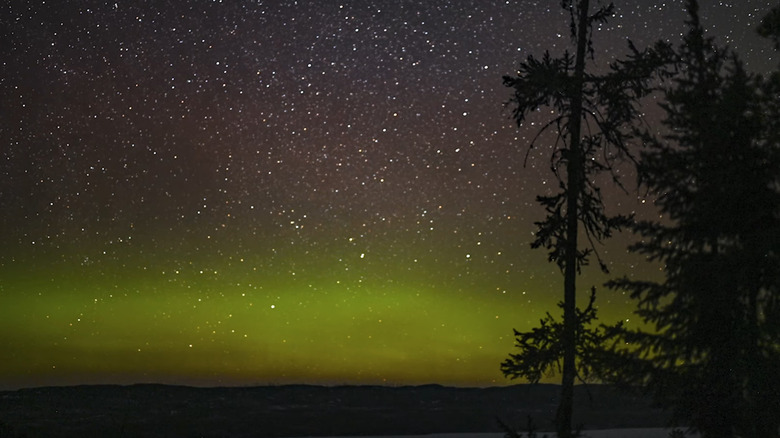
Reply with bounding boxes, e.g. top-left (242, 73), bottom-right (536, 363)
top-left (502, 1), bottom-right (780, 438)
top-left (600, 2), bottom-right (780, 438)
